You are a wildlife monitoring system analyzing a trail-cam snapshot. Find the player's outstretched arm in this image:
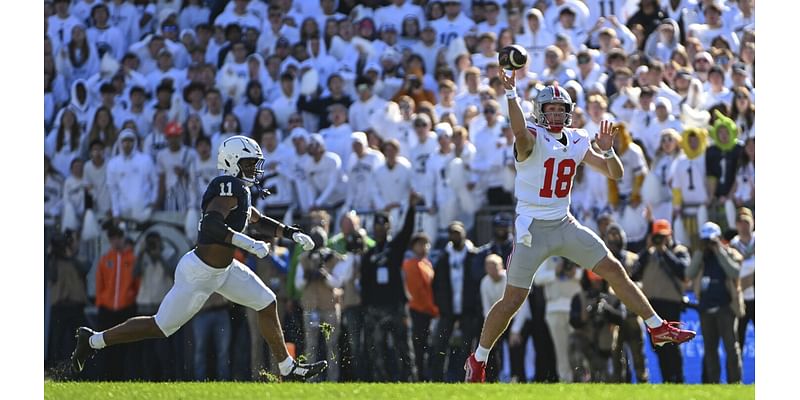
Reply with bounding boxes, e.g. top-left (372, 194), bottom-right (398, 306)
top-left (249, 206), bottom-right (315, 251)
top-left (201, 196), bottom-right (270, 258)
top-left (583, 120), bottom-right (624, 179)
top-left (499, 69), bottom-right (534, 161)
